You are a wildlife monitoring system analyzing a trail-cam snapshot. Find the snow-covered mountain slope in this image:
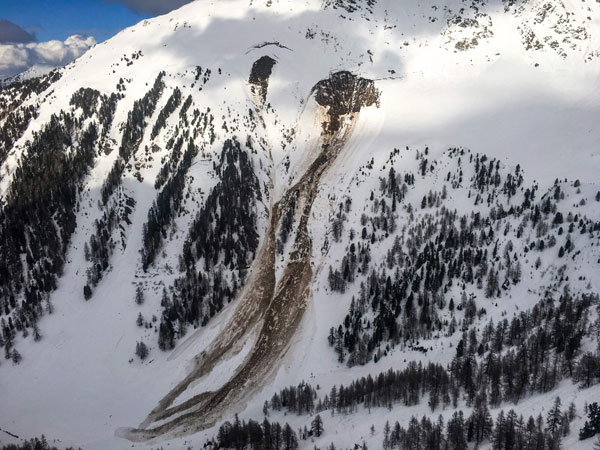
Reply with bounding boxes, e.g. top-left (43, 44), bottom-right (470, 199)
top-left (1, 1), bottom-right (600, 449)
